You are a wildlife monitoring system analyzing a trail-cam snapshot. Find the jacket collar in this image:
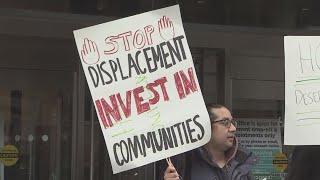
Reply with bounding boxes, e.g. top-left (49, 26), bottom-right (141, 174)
top-left (197, 137), bottom-right (255, 168)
